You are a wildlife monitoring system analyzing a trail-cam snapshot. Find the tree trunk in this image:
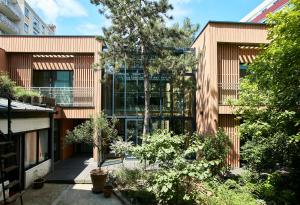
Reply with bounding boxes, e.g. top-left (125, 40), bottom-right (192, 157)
top-left (143, 66), bottom-right (151, 136)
